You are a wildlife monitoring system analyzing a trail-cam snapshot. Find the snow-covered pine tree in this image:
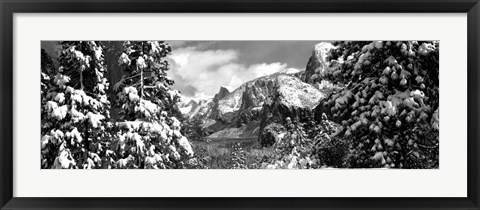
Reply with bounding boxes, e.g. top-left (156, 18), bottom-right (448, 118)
top-left (41, 49), bottom-right (57, 168)
top-left (264, 117), bottom-right (322, 169)
top-left (41, 41), bottom-right (111, 169)
top-left (113, 41), bottom-right (194, 169)
top-left (231, 143), bottom-right (247, 169)
top-left (41, 49), bottom-right (55, 99)
top-left (41, 49), bottom-right (56, 133)
top-left (317, 41), bottom-right (439, 168)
